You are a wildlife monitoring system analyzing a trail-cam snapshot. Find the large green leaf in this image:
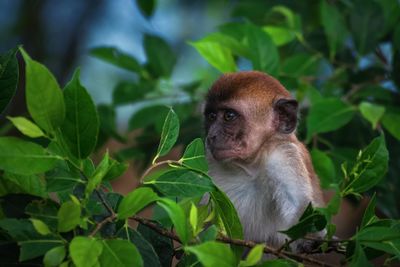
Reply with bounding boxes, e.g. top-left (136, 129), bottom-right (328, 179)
top-left (355, 226), bottom-right (400, 258)
top-left (281, 203), bottom-right (327, 240)
top-left (99, 239), bottom-right (143, 267)
top-left (43, 246), bottom-right (66, 267)
top-left (246, 24), bottom-right (279, 75)
top-left (263, 26), bottom-right (296, 46)
top-left (342, 135), bottom-right (388, 195)
top-left (210, 189), bottom-right (243, 240)
top-left (320, 0), bottom-right (348, 59)
top-left (0, 218), bottom-right (63, 261)
top-left (70, 236), bottom-right (103, 267)
top-left (90, 47), bottom-right (141, 73)
top-left (2, 172), bottom-right (46, 198)
top-left (117, 227), bottom-right (162, 267)
top-left (180, 138), bottom-right (208, 173)
top-left (382, 111), bottom-right (400, 141)
top-left (349, 242), bottom-right (373, 267)
top-left (117, 187), bottom-right (159, 220)
top-left (190, 39), bottom-right (237, 73)
top-left (144, 34), bottom-right (176, 78)
top-left (306, 98), bottom-right (355, 142)
top-left (144, 169), bottom-right (215, 198)
top-left (0, 137), bottom-right (60, 175)
top-left (185, 241), bottom-right (236, 267)
top-left (349, 0), bottom-right (385, 55)
top-left (153, 108), bottom-right (180, 162)
top-left (0, 47), bottom-right (18, 114)
top-left (57, 201), bottom-right (81, 232)
top-left (20, 48), bottom-right (65, 133)
top-left (85, 153), bottom-right (111, 197)
top-left (281, 53), bottom-right (320, 77)
top-left (360, 193), bottom-right (378, 228)
top-left (157, 198), bottom-right (189, 244)
top-left (61, 69), bottom-right (99, 159)
top-left (359, 102), bottom-right (385, 129)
